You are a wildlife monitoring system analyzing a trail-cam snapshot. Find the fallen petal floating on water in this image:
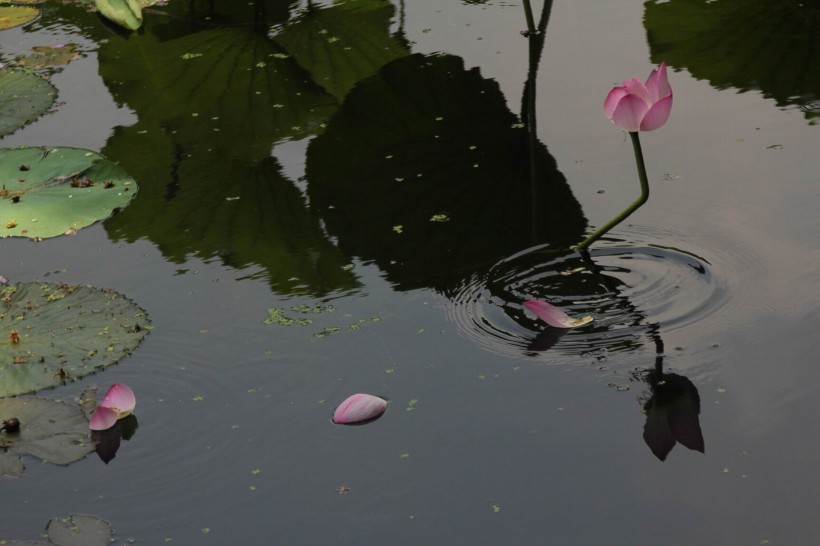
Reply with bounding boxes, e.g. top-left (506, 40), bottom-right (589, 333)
top-left (89, 406), bottom-right (119, 431)
top-left (333, 394), bottom-right (388, 425)
top-left (100, 383), bottom-right (136, 418)
top-left (89, 383), bottom-right (136, 430)
top-left (522, 299), bottom-right (593, 329)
